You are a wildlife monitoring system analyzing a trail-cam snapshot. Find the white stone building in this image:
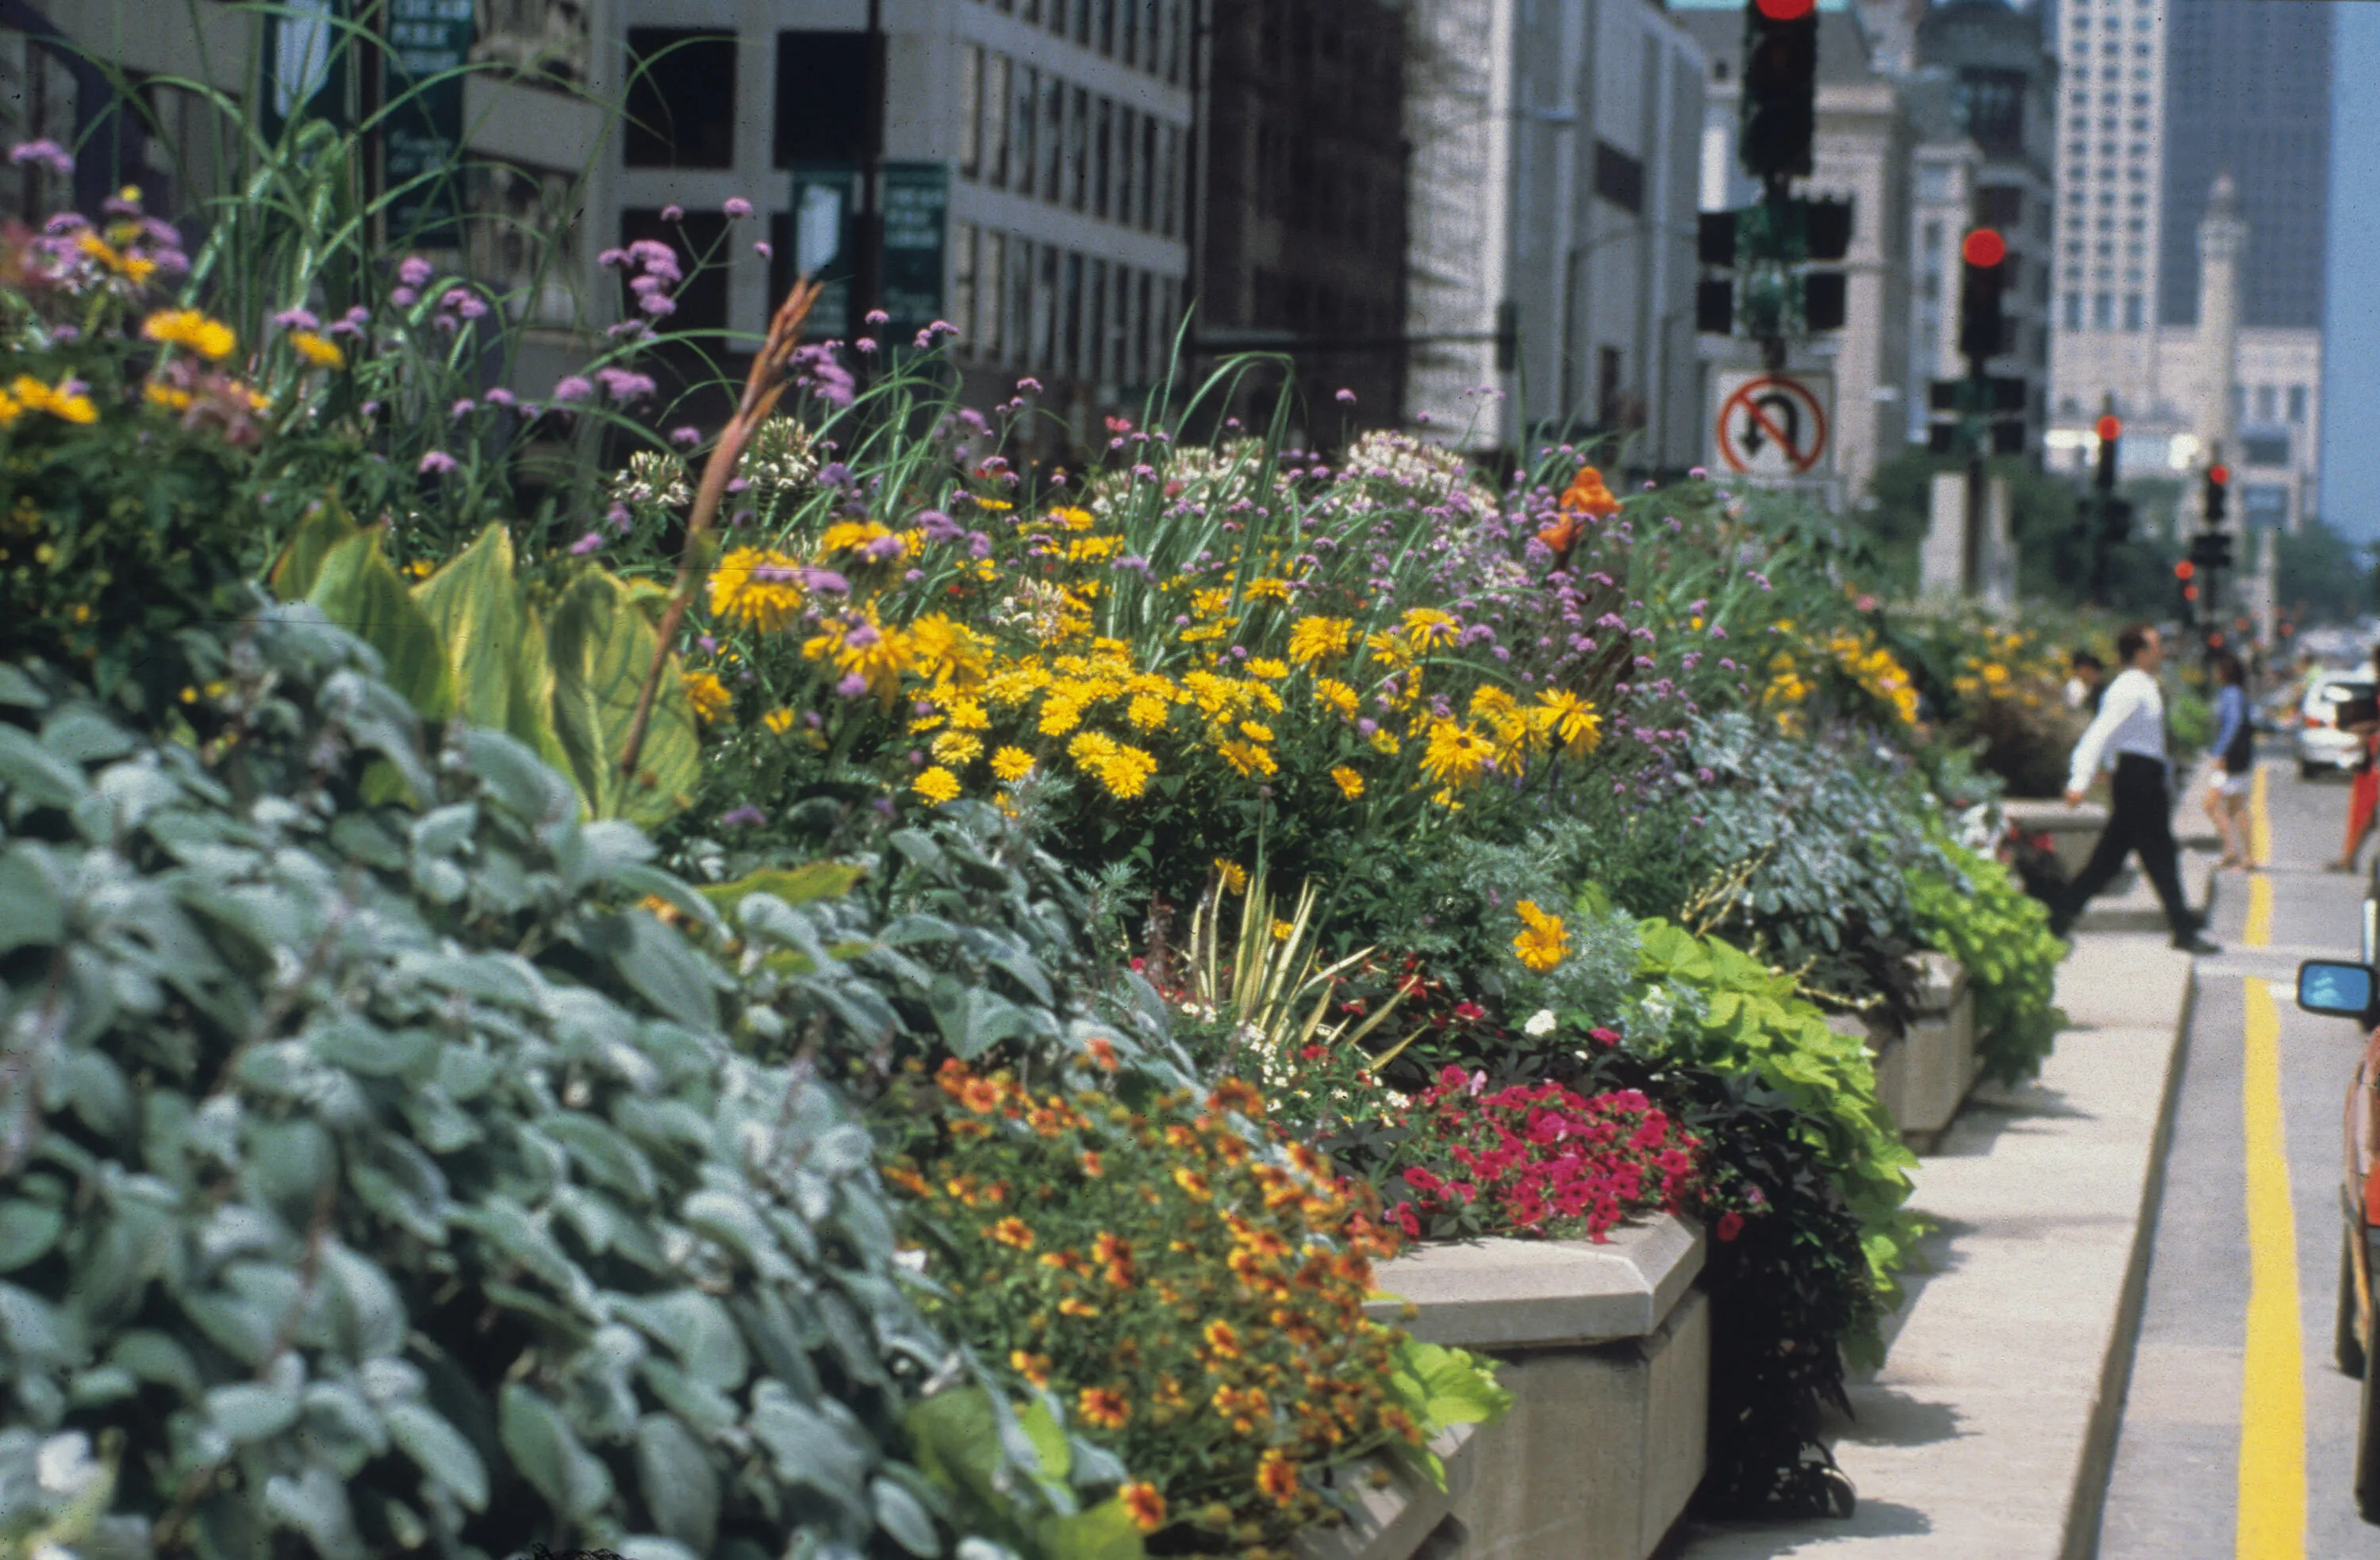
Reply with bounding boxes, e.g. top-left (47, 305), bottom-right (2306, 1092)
top-left (1399, 0), bottom-right (1706, 470)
